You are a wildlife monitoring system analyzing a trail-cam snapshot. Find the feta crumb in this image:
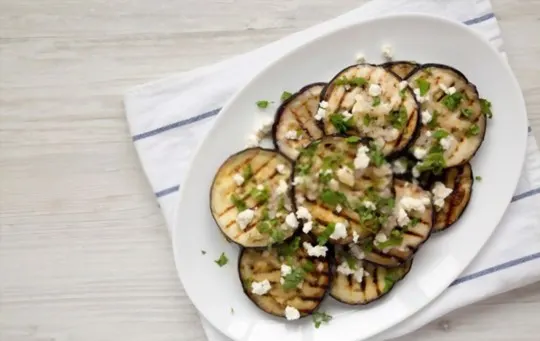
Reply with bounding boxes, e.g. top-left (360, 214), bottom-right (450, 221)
top-left (350, 244), bottom-right (365, 259)
top-left (354, 145), bottom-right (371, 170)
top-left (276, 179), bottom-right (289, 195)
top-left (363, 200), bottom-right (376, 210)
top-left (303, 242), bottom-right (328, 257)
top-left (335, 204), bottom-right (343, 213)
top-left (421, 110), bottom-right (432, 125)
top-left (341, 110), bottom-right (353, 121)
top-left (336, 167), bottom-right (355, 187)
top-left (413, 147), bottom-right (428, 160)
top-left (353, 267), bottom-right (365, 283)
top-left (337, 261), bottom-right (355, 276)
top-left (236, 209), bottom-right (255, 230)
top-left (330, 222), bottom-right (348, 240)
top-left (281, 264), bottom-right (292, 277)
top-left (251, 279), bottom-right (271, 295)
top-left (412, 166), bottom-right (420, 178)
top-left (256, 119), bottom-right (273, 138)
top-left (246, 134), bottom-right (260, 147)
top-left (328, 179), bottom-right (340, 191)
top-left (296, 194), bottom-right (305, 204)
top-left (397, 207), bottom-right (410, 227)
top-left (355, 52), bottom-right (366, 62)
top-left (345, 84), bottom-right (351, 90)
top-left (319, 101), bottom-right (329, 109)
top-left (399, 80), bottom-right (408, 91)
top-left (285, 306), bottom-right (301, 320)
top-left (352, 231), bottom-right (360, 243)
top-left (276, 164), bottom-right (287, 174)
top-left (285, 212), bottom-right (299, 229)
top-left (314, 107), bottom-right (326, 121)
top-left (257, 184), bottom-right (264, 190)
top-left (302, 221), bottom-right (313, 234)
top-left (413, 88), bottom-right (428, 103)
top-left (440, 136), bottom-right (453, 150)
top-left (400, 196), bottom-right (427, 213)
top-left (232, 173), bottom-right (245, 186)
top-left (375, 232), bottom-right (388, 243)
top-left (448, 86), bottom-right (456, 95)
top-left (386, 128), bottom-right (400, 141)
top-left (293, 176), bottom-right (304, 186)
top-left (381, 44), bottom-right (393, 60)
top-left (368, 83), bottom-right (382, 97)
top-left (296, 206), bottom-right (312, 221)
top-left (432, 182), bottom-right (453, 209)
top-left (392, 160), bottom-right (407, 174)
top-left (285, 130), bottom-right (299, 140)
top-left (426, 130), bottom-right (432, 137)
top-left (439, 83), bottom-right (449, 94)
